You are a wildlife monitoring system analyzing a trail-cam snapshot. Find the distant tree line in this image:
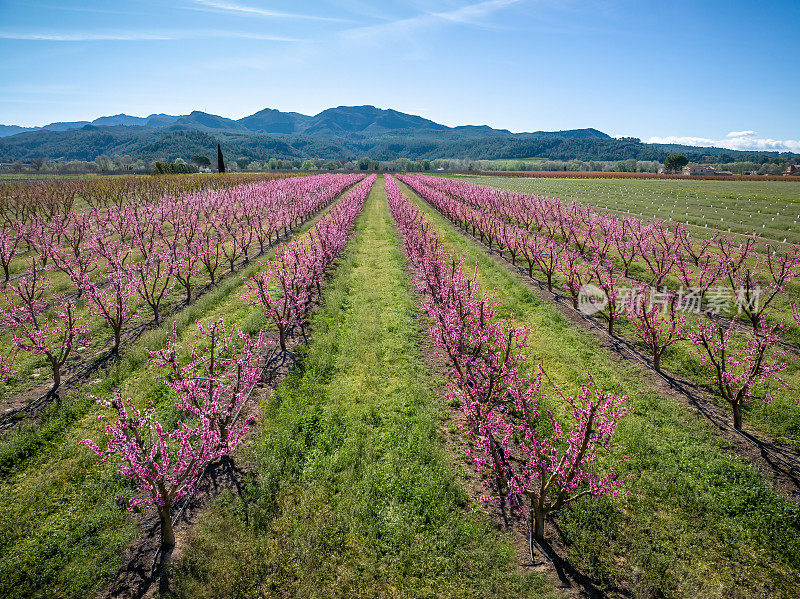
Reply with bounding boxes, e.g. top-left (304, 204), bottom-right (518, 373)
top-left (153, 161), bottom-right (199, 174)
top-left (3, 147), bottom-right (798, 177)
top-left (4, 153), bottom-right (799, 176)
top-left (461, 158), bottom-right (663, 173)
